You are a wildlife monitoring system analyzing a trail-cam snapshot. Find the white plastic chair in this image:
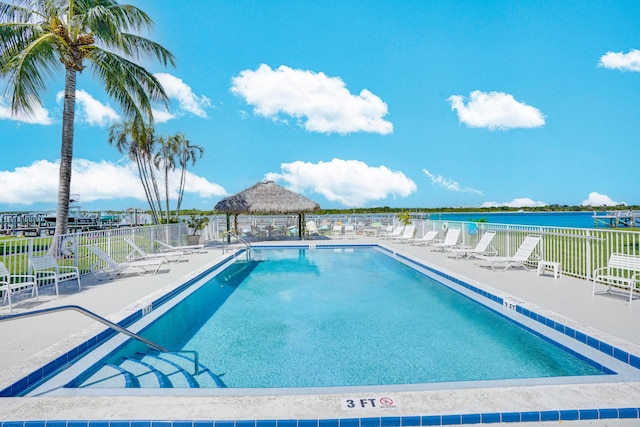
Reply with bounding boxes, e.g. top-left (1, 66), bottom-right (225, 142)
top-left (1, 262), bottom-right (38, 311)
top-left (29, 255), bottom-right (81, 299)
